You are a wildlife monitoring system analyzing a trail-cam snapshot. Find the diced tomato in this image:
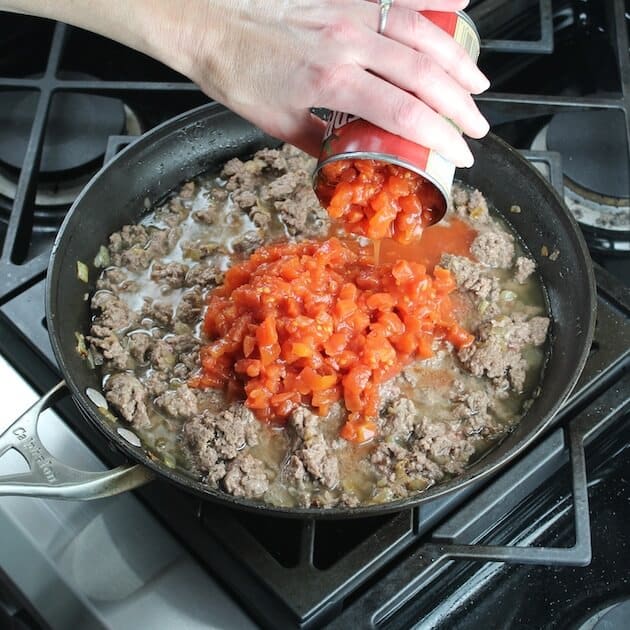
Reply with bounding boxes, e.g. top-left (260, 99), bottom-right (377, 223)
top-left (190, 237), bottom-right (470, 444)
top-left (319, 159), bottom-right (441, 244)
